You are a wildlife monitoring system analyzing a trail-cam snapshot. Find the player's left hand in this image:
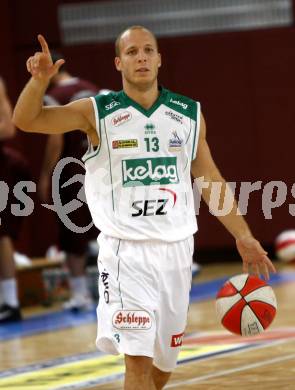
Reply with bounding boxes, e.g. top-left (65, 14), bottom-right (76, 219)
top-left (236, 236), bottom-right (276, 280)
